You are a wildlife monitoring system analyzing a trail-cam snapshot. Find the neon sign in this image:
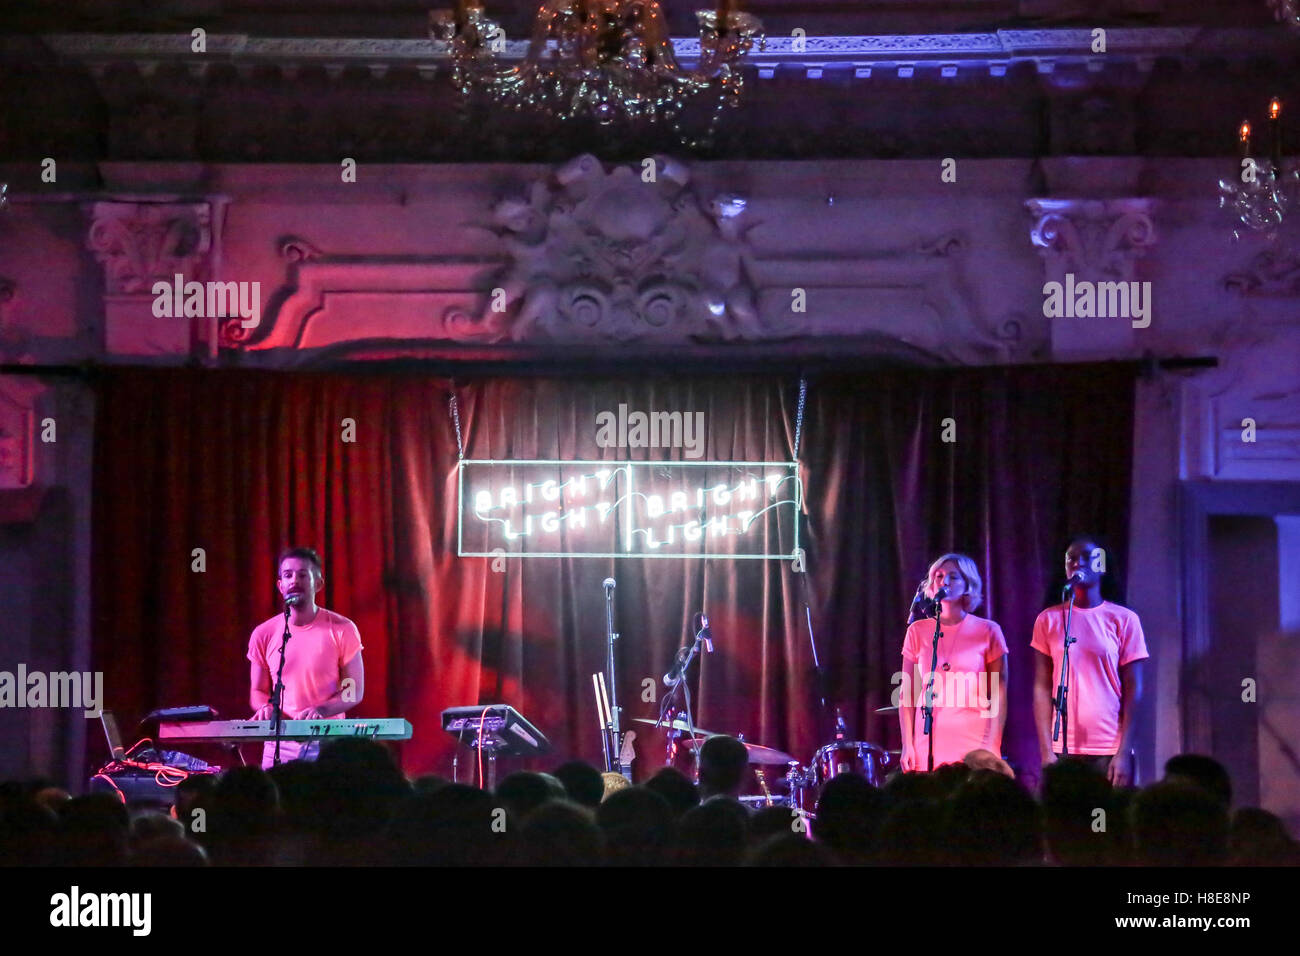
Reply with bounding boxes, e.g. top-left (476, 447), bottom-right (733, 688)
top-left (457, 459), bottom-right (802, 559)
